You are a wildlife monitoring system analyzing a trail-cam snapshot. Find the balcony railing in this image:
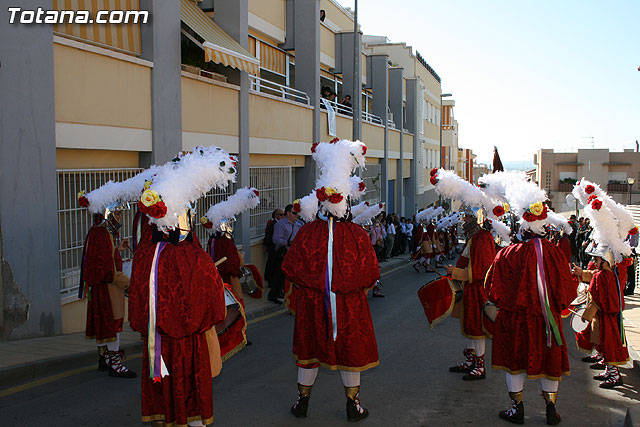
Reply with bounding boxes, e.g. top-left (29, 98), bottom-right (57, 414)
top-left (249, 75), bottom-right (310, 105)
top-left (557, 182), bottom-right (574, 192)
top-left (608, 183), bottom-right (631, 192)
top-left (320, 98), bottom-right (393, 129)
